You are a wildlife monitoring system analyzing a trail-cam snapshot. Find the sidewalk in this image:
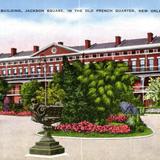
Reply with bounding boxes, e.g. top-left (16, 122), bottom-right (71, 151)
top-left (0, 114), bottom-right (159, 160)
